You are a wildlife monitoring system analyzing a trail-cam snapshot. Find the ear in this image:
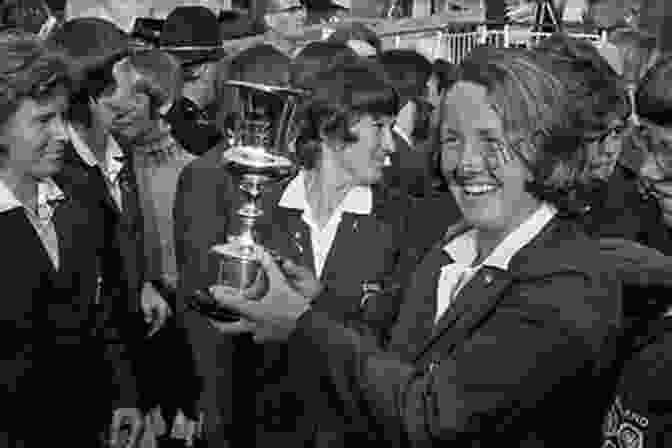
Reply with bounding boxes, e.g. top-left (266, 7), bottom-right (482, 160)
top-left (190, 64), bottom-right (209, 79)
top-left (263, 13), bottom-right (277, 31)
